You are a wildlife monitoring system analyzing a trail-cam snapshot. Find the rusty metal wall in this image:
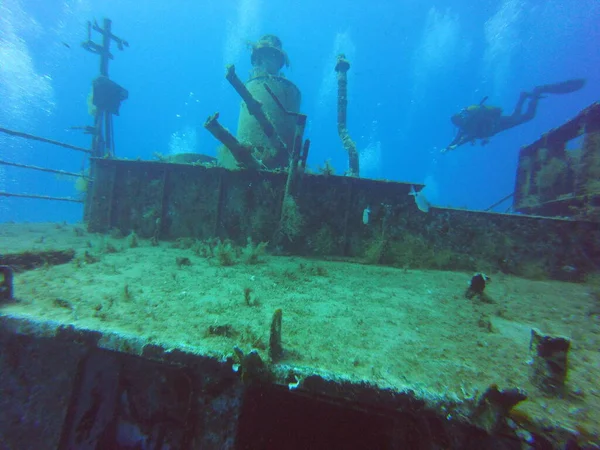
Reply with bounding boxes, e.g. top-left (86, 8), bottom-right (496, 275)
top-left (514, 102), bottom-right (600, 219)
top-left (86, 158), bottom-right (600, 280)
top-left (0, 314), bottom-right (569, 449)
